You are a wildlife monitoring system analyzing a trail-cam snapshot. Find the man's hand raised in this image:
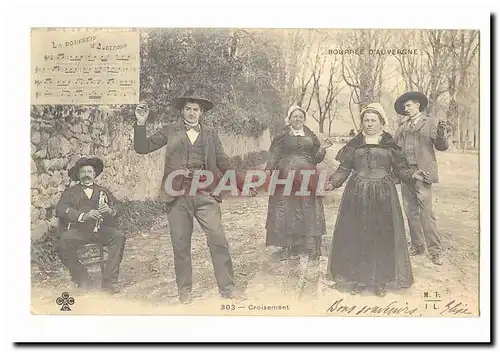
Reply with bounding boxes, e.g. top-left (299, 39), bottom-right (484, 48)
top-left (135, 103), bottom-right (150, 125)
